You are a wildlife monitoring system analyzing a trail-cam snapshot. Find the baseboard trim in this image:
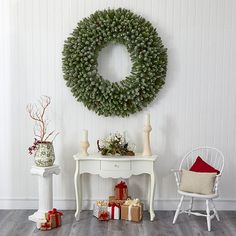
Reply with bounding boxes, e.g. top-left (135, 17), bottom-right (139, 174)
top-left (1, 198), bottom-right (236, 210)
